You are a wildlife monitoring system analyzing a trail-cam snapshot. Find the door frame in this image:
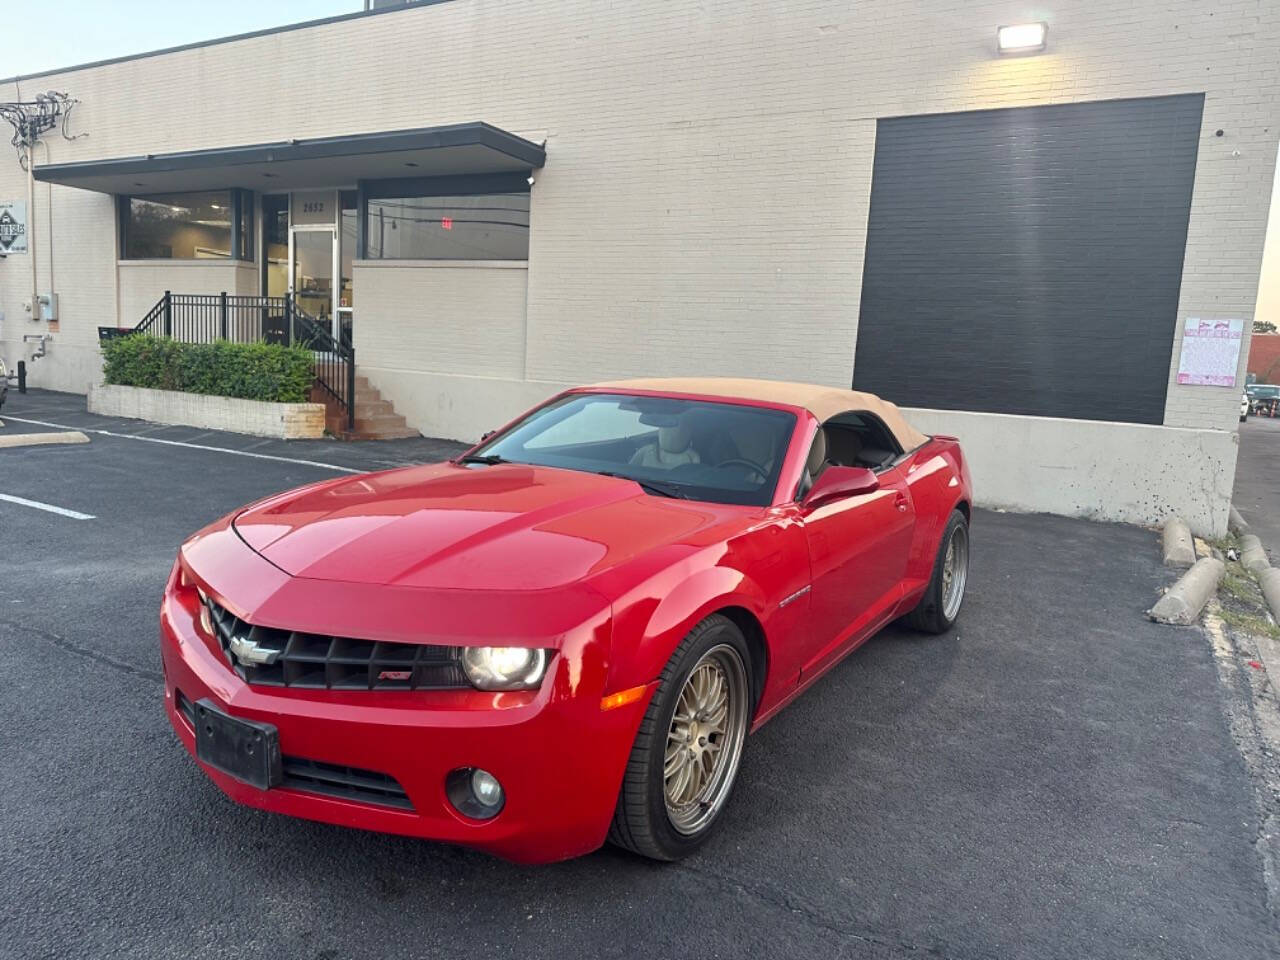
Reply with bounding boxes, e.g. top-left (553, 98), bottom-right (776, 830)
top-left (287, 223), bottom-right (340, 341)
